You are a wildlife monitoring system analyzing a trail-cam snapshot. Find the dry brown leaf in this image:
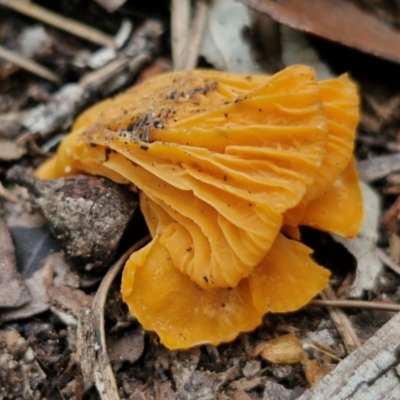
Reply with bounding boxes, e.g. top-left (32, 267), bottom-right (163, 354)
top-left (243, 0), bottom-right (400, 64)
